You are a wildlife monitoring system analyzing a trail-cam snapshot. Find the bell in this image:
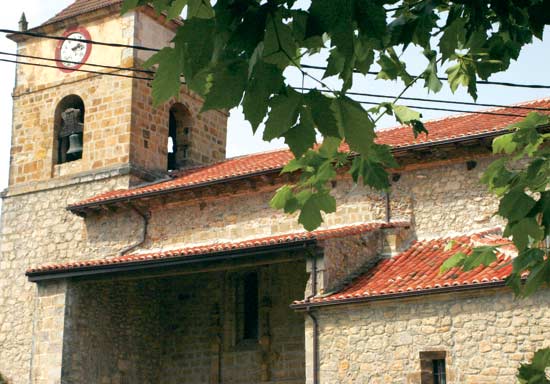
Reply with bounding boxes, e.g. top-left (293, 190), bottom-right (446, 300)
top-left (66, 133), bottom-right (83, 157)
